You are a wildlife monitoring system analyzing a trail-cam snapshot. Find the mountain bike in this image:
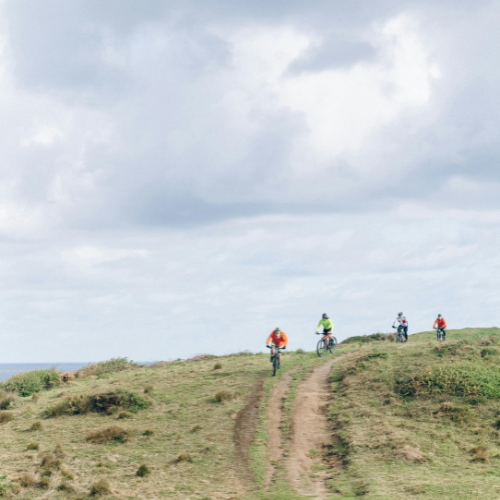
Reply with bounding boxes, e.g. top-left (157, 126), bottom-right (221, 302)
top-left (393, 325), bottom-right (407, 343)
top-left (267, 345), bottom-right (284, 376)
top-left (436, 327), bottom-right (445, 341)
top-left (316, 333), bottom-right (337, 357)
